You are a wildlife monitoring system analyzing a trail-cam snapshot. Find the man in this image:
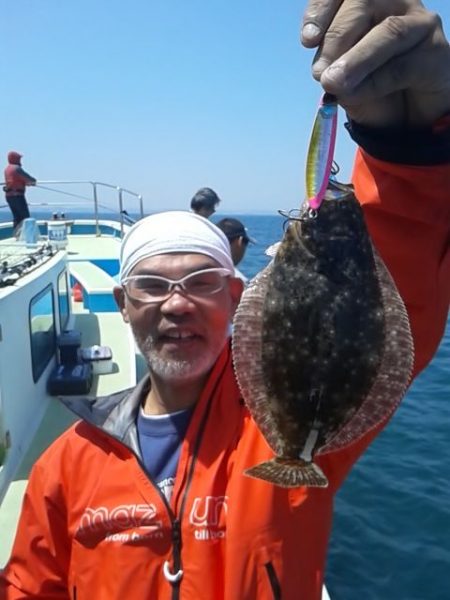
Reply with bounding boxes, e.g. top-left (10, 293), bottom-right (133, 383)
top-left (216, 217), bottom-right (256, 283)
top-left (1, 1), bottom-right (449, 598)
top-left (190, 186), bottom-right (221, 218)
top-left (3, 151), bottom-right (36, 233)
